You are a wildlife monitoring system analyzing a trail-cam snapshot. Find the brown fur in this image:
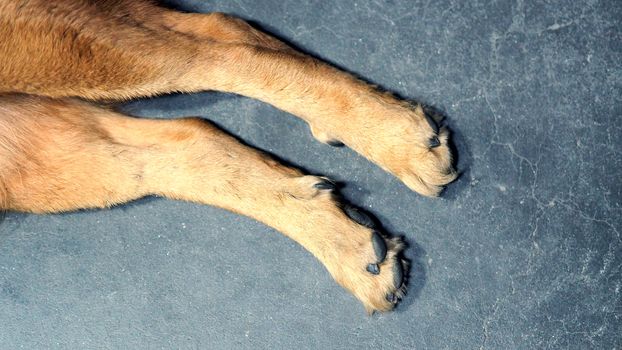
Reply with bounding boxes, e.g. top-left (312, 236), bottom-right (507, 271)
top-left (0, 0), bottom-right (456, 313)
